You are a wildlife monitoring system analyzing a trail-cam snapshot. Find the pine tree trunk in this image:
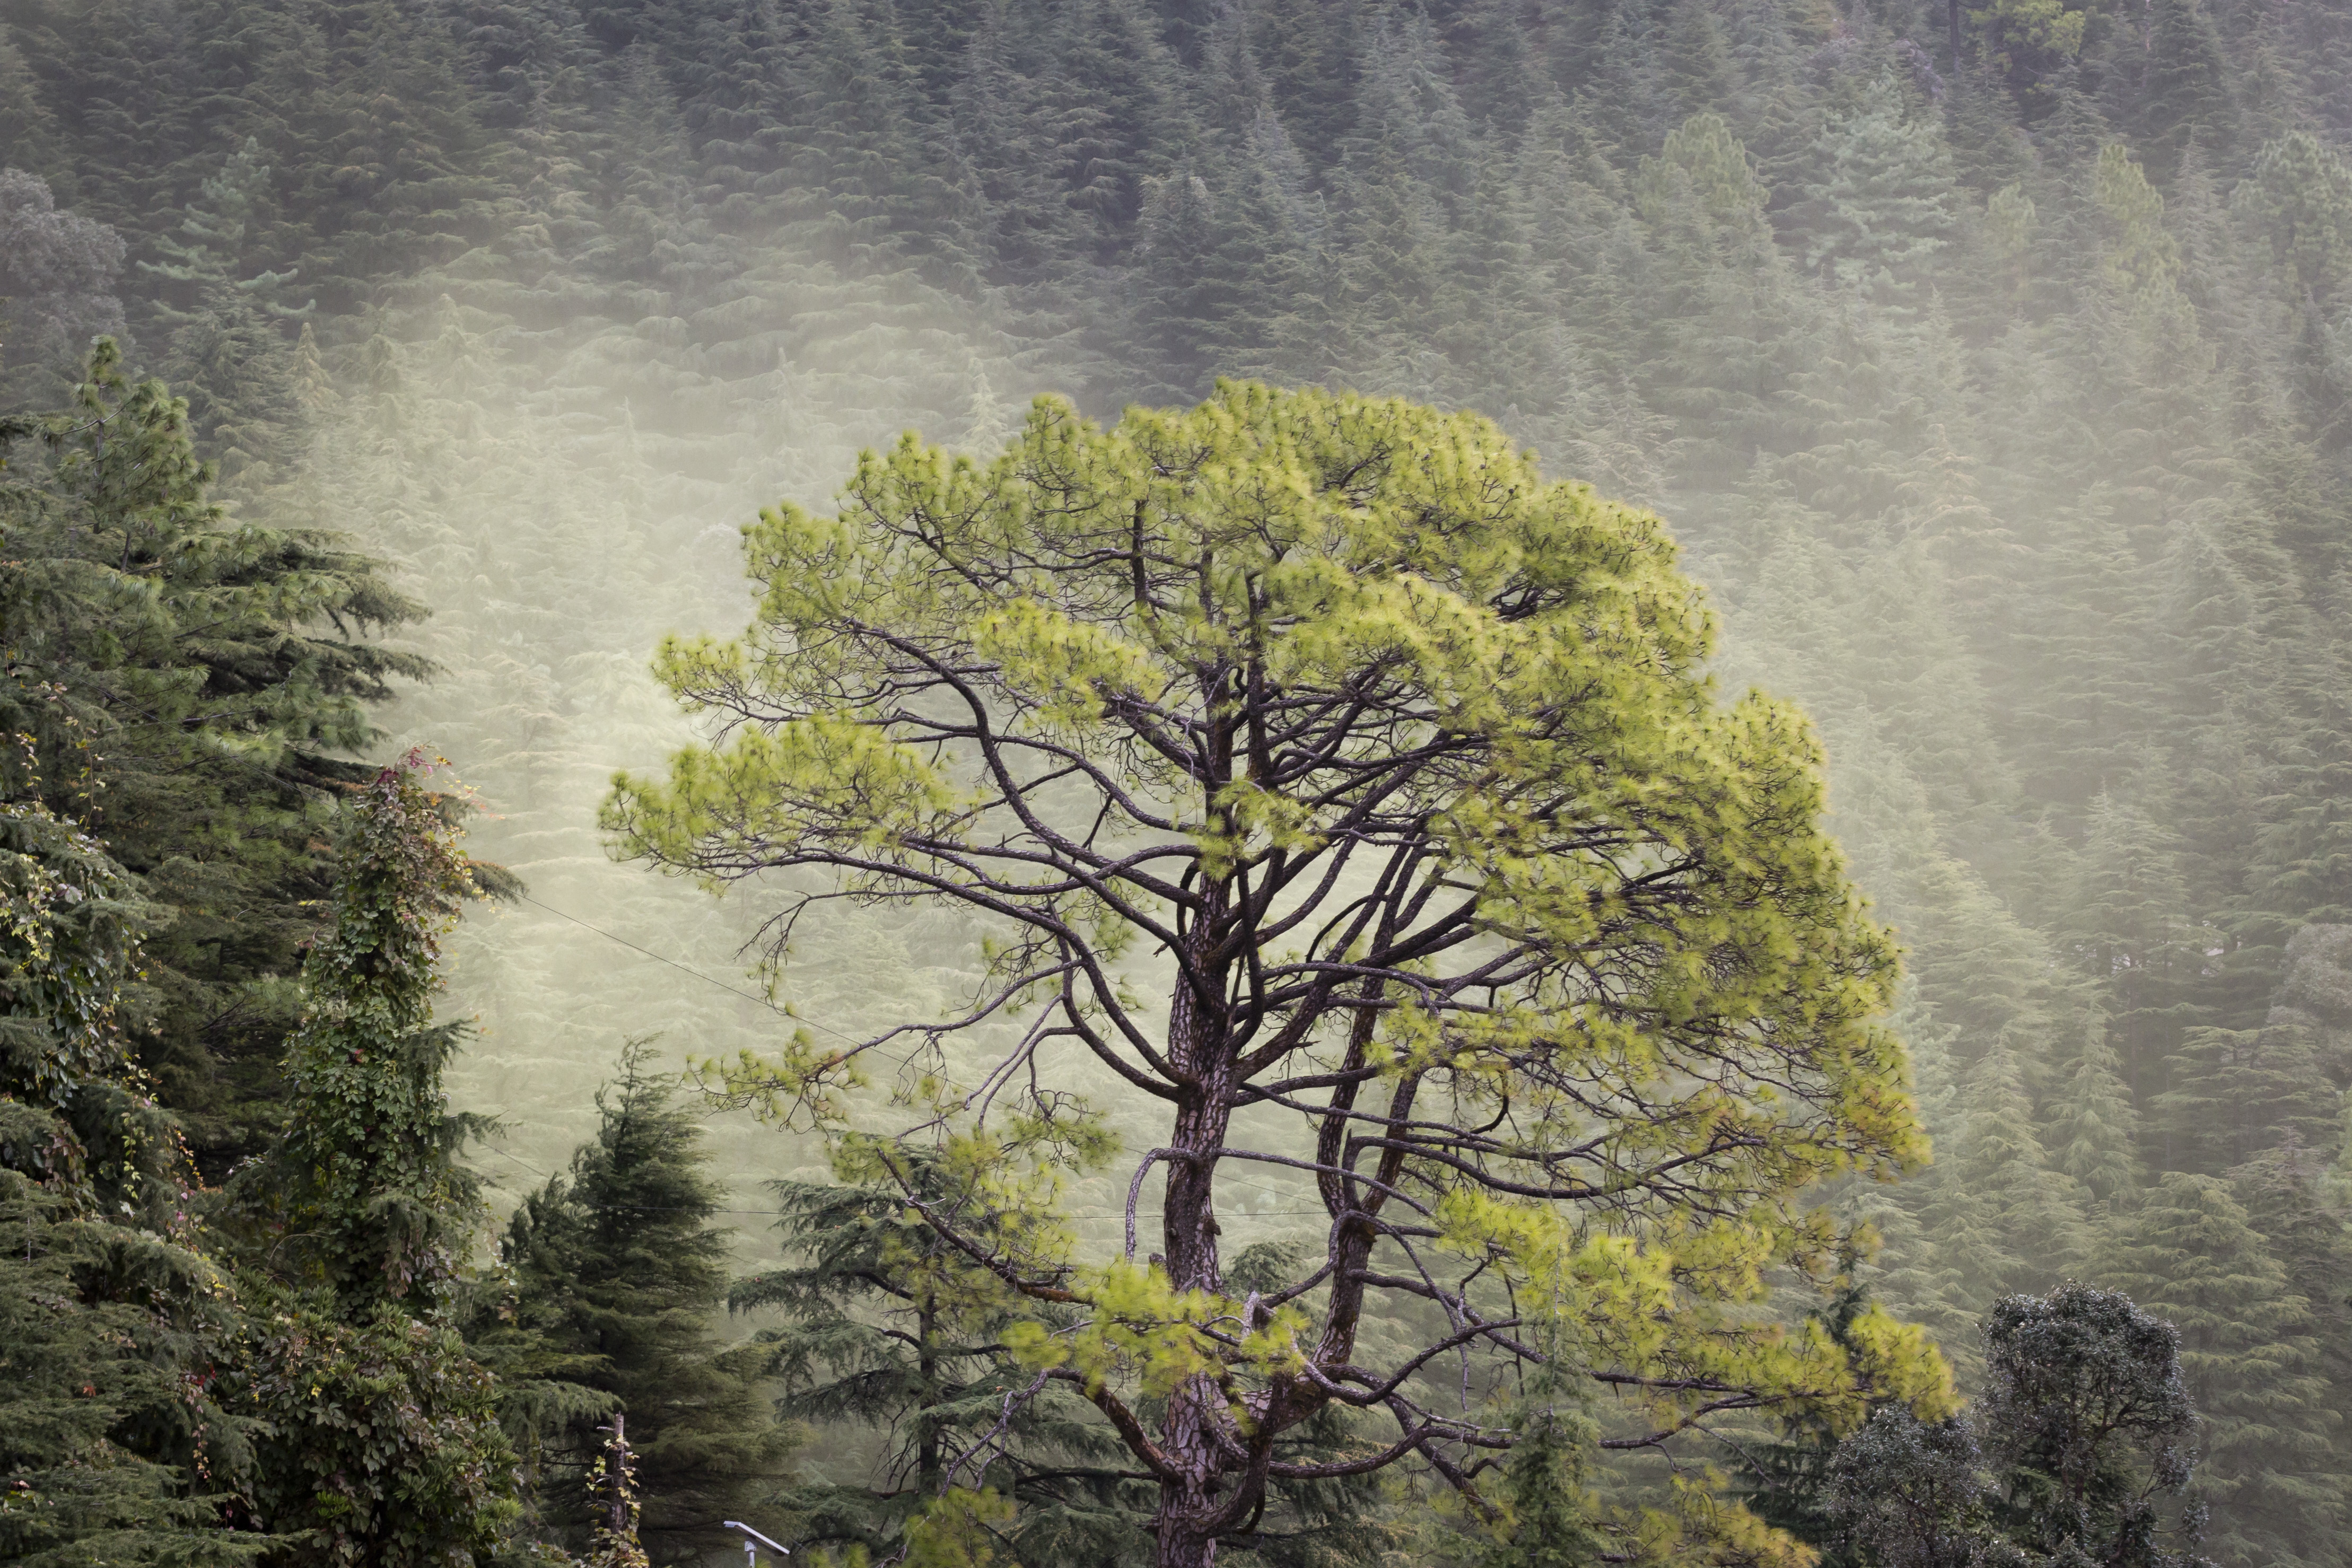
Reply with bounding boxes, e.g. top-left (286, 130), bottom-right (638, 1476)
top-left (1155, 1501), bottom-right (1221, 1568)
top-left (1155, 1362), bottom-right (1232, 1568)
top-left (1153, 895), bottom-right (1239, 1568)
